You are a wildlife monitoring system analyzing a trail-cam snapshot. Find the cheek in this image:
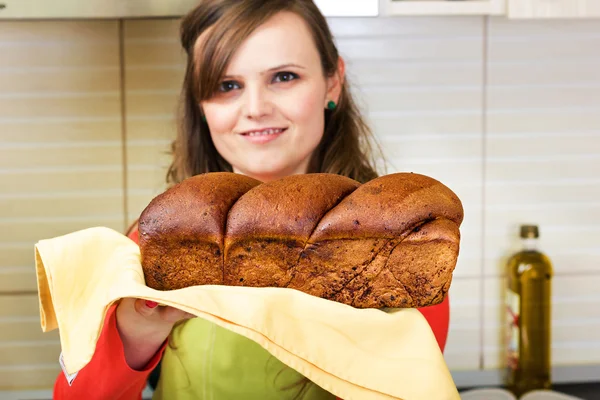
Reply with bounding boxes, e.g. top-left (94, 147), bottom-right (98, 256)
top-left (202, 103), bottom-right (238, 136)
top-left (280, 85), bottom-right (325, 130)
